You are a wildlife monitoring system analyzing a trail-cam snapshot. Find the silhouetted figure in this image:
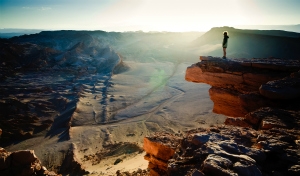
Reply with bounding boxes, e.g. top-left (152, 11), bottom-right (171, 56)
top-left (222, 31), bottom-right (229, 59)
